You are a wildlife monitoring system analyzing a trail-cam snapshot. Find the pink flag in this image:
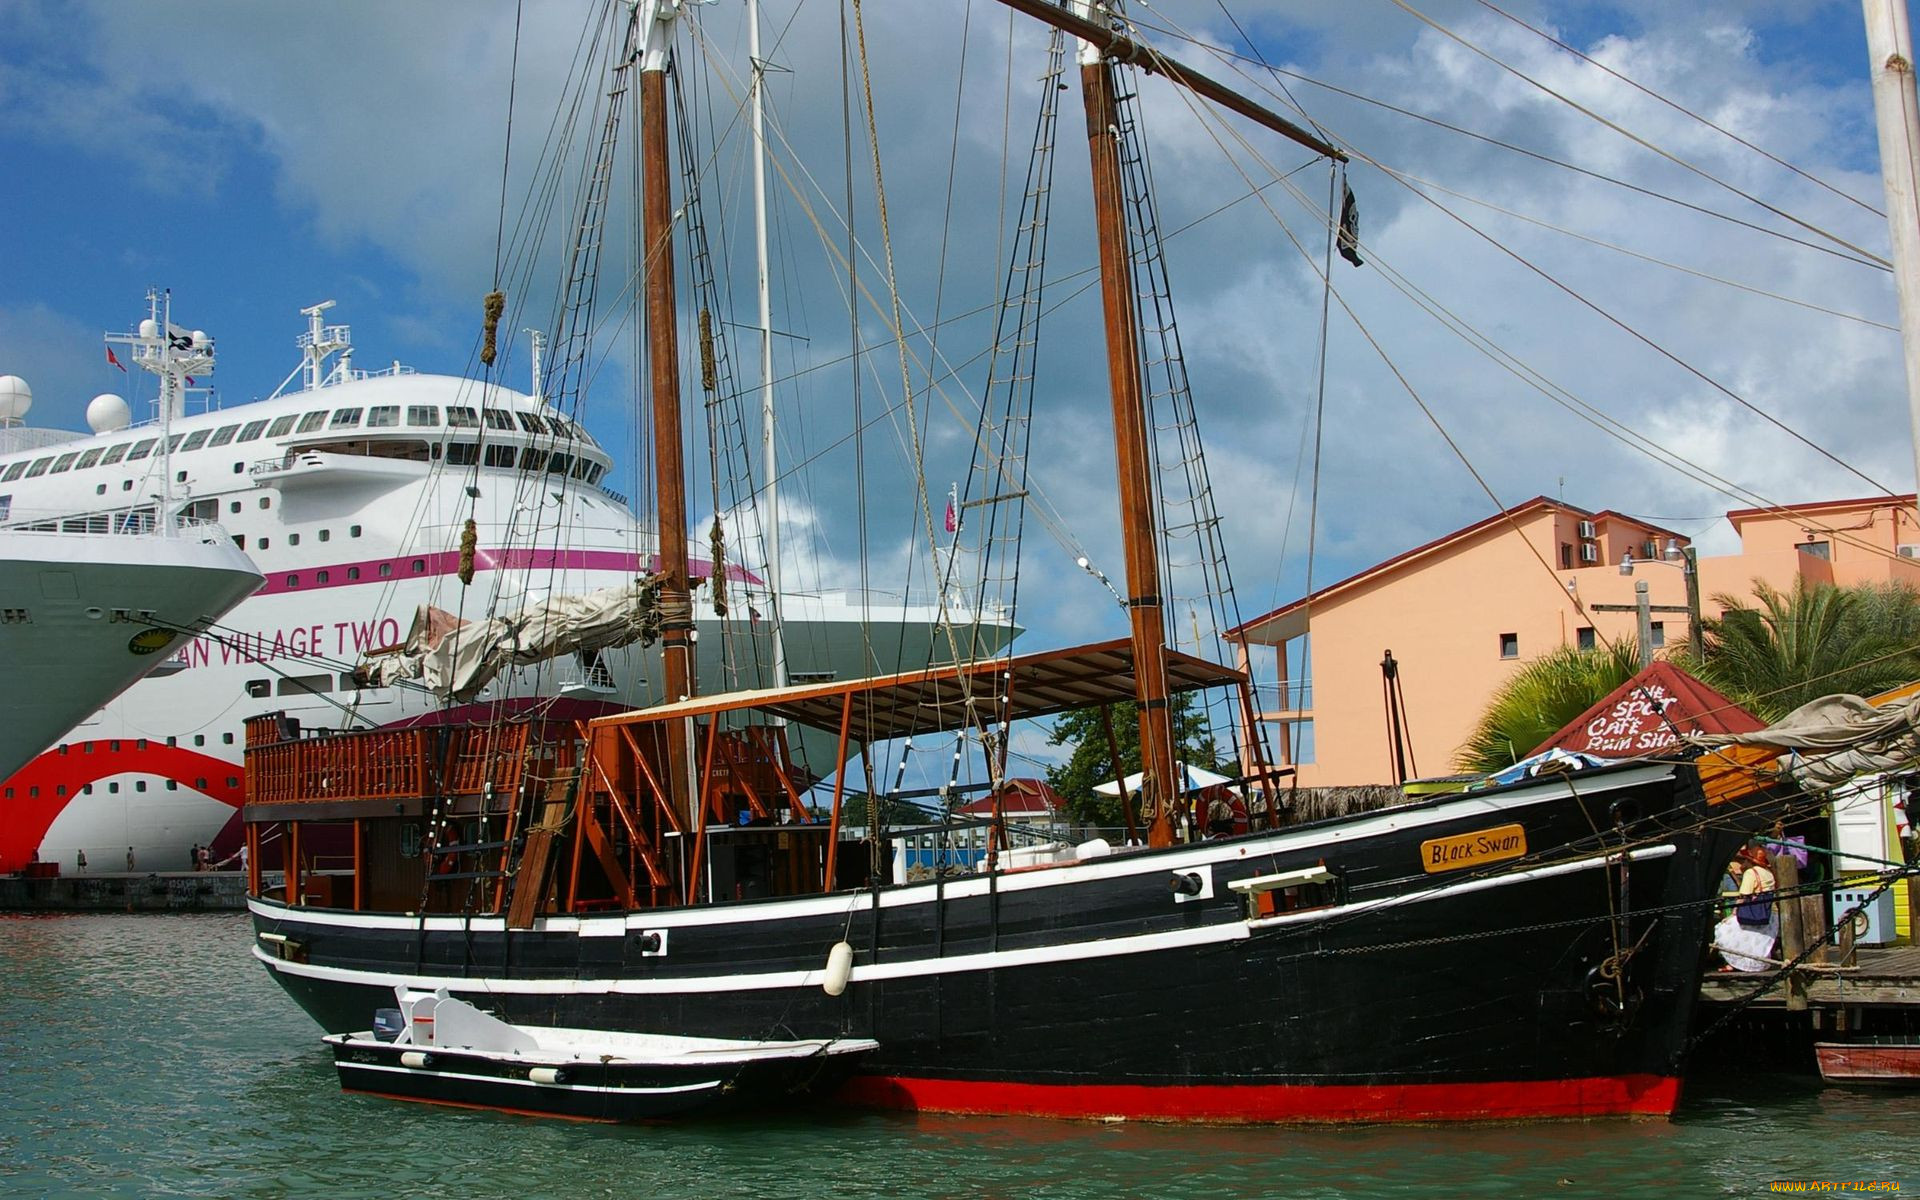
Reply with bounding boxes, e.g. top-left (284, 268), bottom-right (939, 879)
top-left (944, 500), bottom-right (957, 533)
top-left (106, 347), bottom-right (126, 372)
